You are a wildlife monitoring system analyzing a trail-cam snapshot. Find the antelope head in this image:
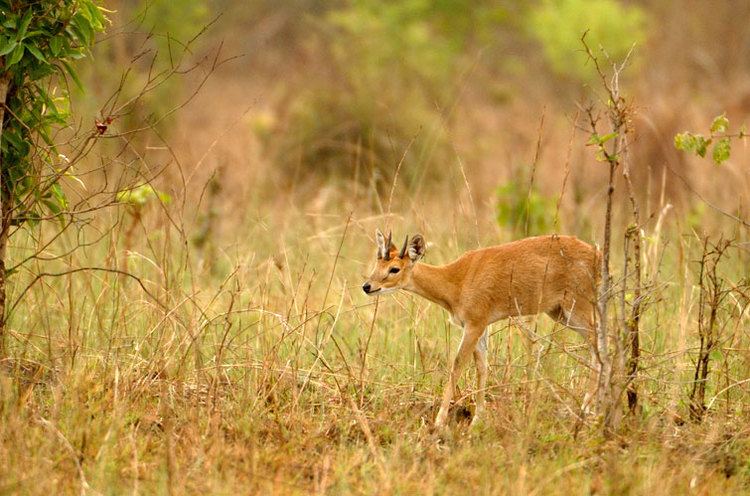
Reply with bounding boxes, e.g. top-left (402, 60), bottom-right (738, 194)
top-left (362, 229), bottom-right (426, 295)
